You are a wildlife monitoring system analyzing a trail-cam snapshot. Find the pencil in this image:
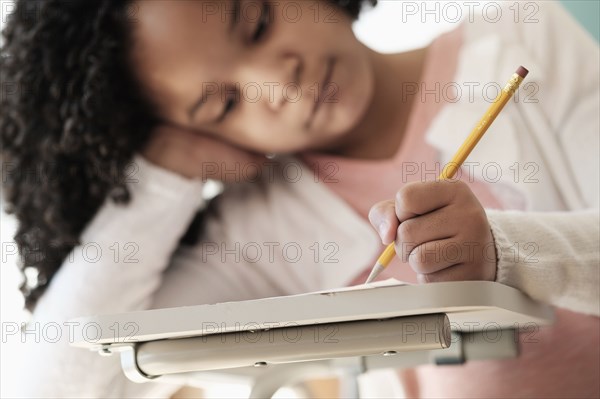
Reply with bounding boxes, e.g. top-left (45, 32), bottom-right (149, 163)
top-left (364, 66), bottom-right (529, 284)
